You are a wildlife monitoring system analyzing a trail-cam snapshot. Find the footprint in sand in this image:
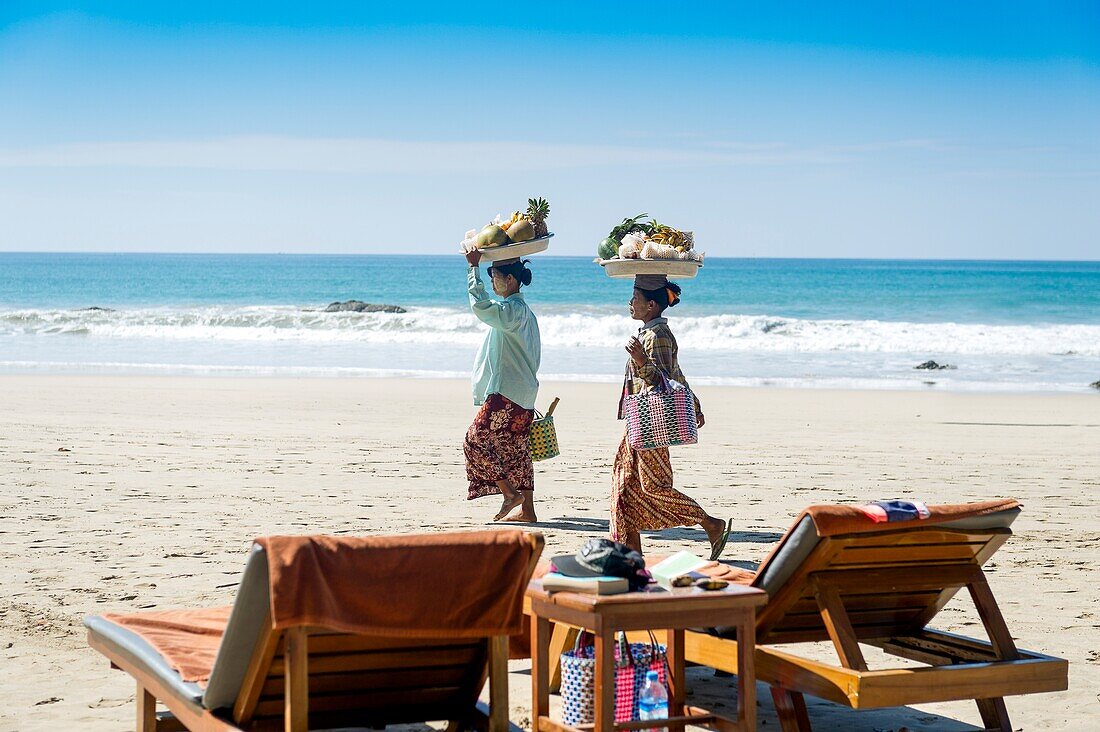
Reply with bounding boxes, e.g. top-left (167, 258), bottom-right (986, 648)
top-left (89, 697), bottom-right (129, 709)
